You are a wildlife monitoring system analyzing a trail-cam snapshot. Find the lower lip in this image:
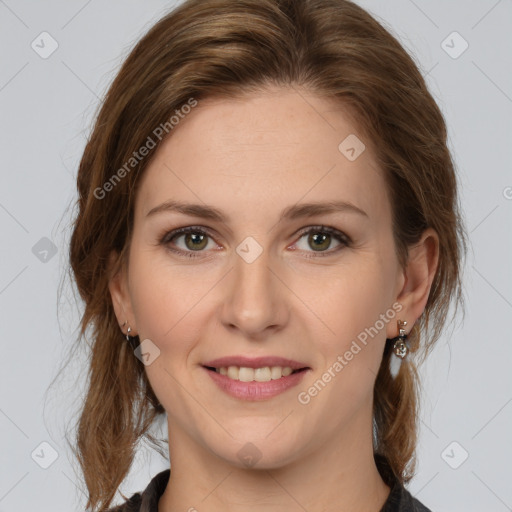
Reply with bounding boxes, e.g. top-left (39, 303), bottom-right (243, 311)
top-left (203, 367), bottom-right (309, 400)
